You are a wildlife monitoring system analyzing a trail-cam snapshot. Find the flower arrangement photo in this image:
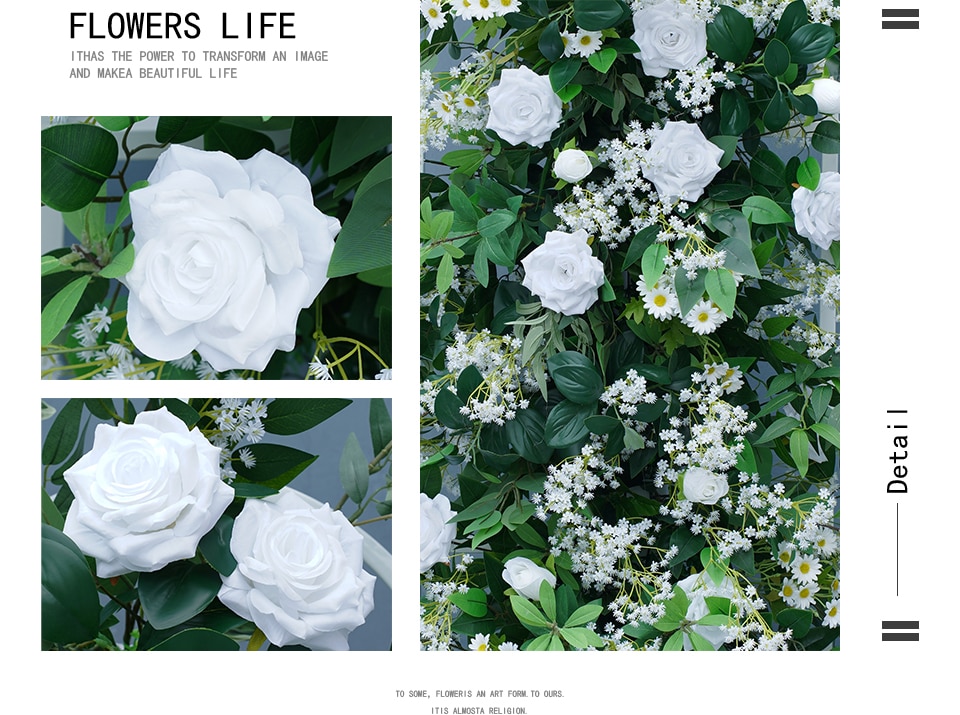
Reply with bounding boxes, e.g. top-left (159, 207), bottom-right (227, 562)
top-left (41, 397), bottom-right (392, 650)
top-left (41, 116), bottom-right (392, 380)
top-left (420, 0), bottom-right (839, 651)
